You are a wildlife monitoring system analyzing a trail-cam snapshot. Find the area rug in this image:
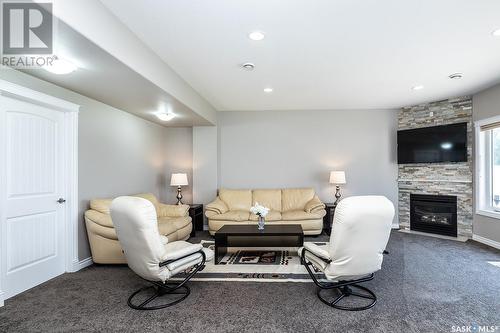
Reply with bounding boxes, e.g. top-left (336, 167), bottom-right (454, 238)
top-left (172, 241), bottom-right (325, 283)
